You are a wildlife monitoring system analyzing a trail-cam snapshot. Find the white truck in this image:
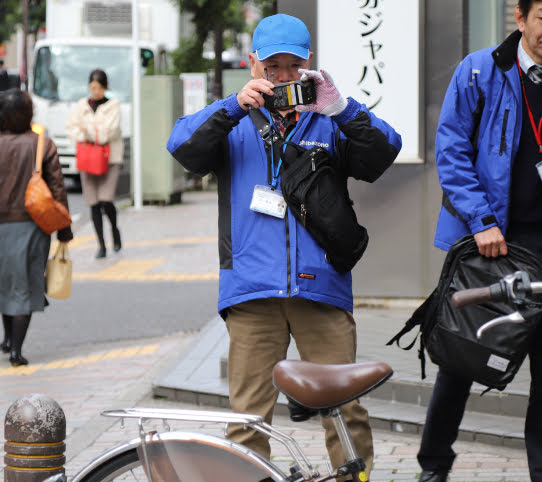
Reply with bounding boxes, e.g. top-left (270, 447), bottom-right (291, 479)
top-left (30, 0), bottom-right (189, 183)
